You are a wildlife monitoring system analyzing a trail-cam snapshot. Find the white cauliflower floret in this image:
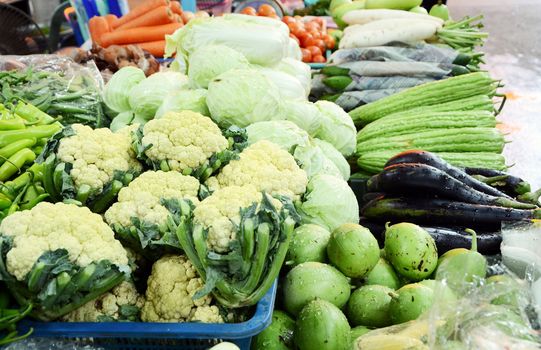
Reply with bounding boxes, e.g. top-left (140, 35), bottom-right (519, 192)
top-left (193, 185), bottom-right (282, 253)
top-left (141, 255), bottom-right (223, 323)
top-left (57, 124), bottom-right (142, 193)
top-left (0, 202), bottom-right (129, 281)
top-left (105, 171), bottom-right (200, 228)
top-left (141, 111), bottom-right (229, 172)
top-left (206, 140), bottom-right (307, 200)
top-left (63, 281), bottom-right (144, 322)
